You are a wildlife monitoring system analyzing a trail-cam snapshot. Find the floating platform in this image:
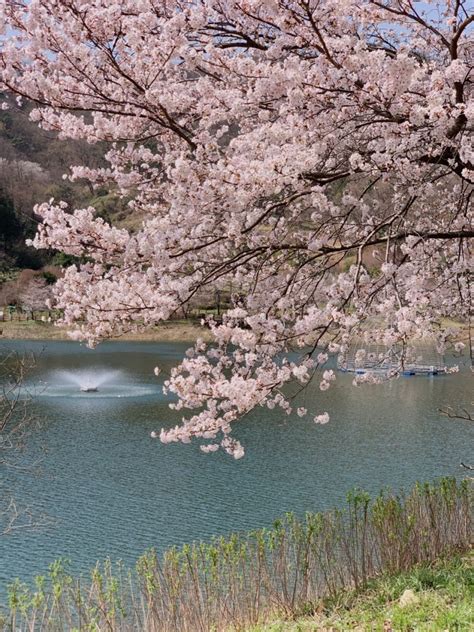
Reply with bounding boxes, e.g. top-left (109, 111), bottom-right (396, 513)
top-left (401, 365), bottom-right (446, 376)
top-left (339, 366), bottom-right (446, 376)
top-left (337, 343), bottom-right (447, 377)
